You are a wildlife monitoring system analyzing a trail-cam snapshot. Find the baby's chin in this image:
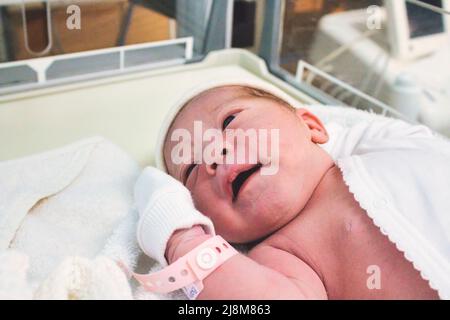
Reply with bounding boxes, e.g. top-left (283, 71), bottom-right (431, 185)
top-left (243, 185), bottom-right (302, 217)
